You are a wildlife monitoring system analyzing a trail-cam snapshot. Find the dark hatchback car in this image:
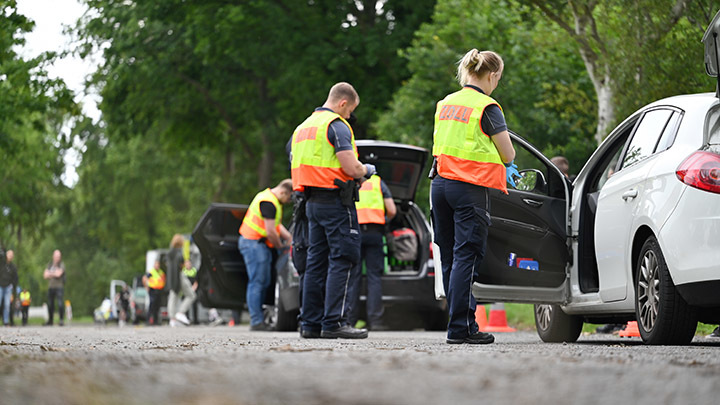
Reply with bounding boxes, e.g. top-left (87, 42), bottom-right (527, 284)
top-left (192, 140), bottom-right (446, 330)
